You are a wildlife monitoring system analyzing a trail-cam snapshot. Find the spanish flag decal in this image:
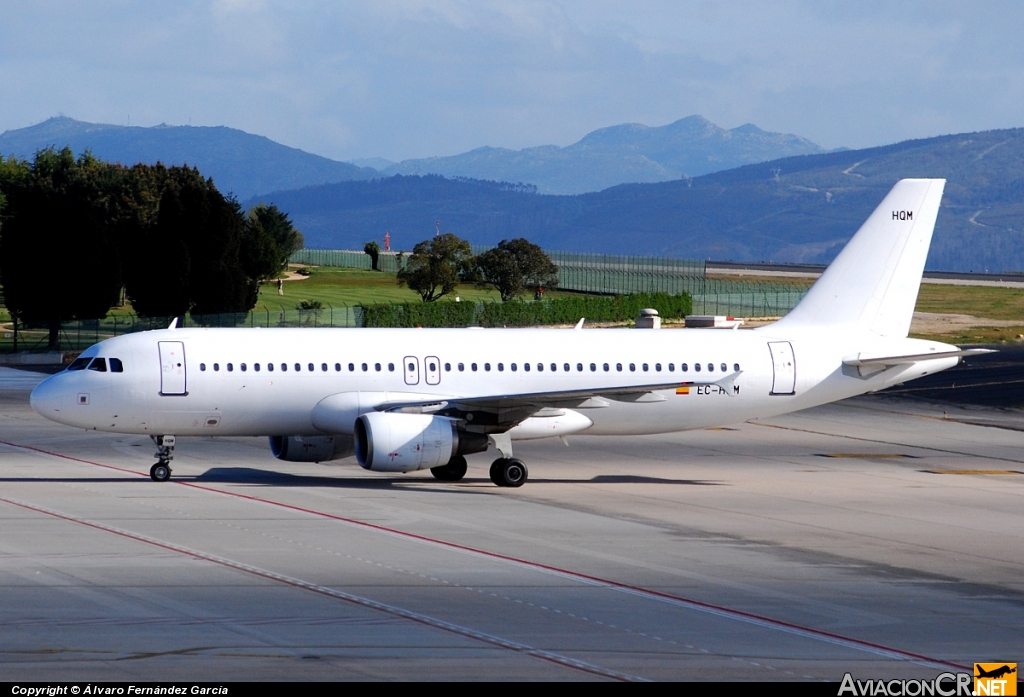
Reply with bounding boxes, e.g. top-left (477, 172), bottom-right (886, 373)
top-left (676, 387), bottom-right (690, 395)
